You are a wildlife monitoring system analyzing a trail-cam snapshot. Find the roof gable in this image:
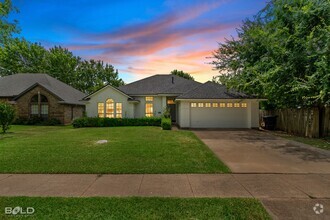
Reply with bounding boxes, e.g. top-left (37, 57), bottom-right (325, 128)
top-left (83, 84), bottom-right (133, 100)
top-left (0, 74), bottom-right (86, 105)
